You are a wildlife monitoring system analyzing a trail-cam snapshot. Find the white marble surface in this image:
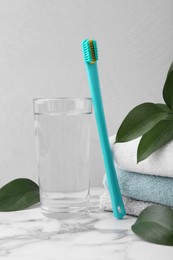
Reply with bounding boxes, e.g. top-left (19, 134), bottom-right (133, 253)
top-left (0, 188), bottom-right (173, 260)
